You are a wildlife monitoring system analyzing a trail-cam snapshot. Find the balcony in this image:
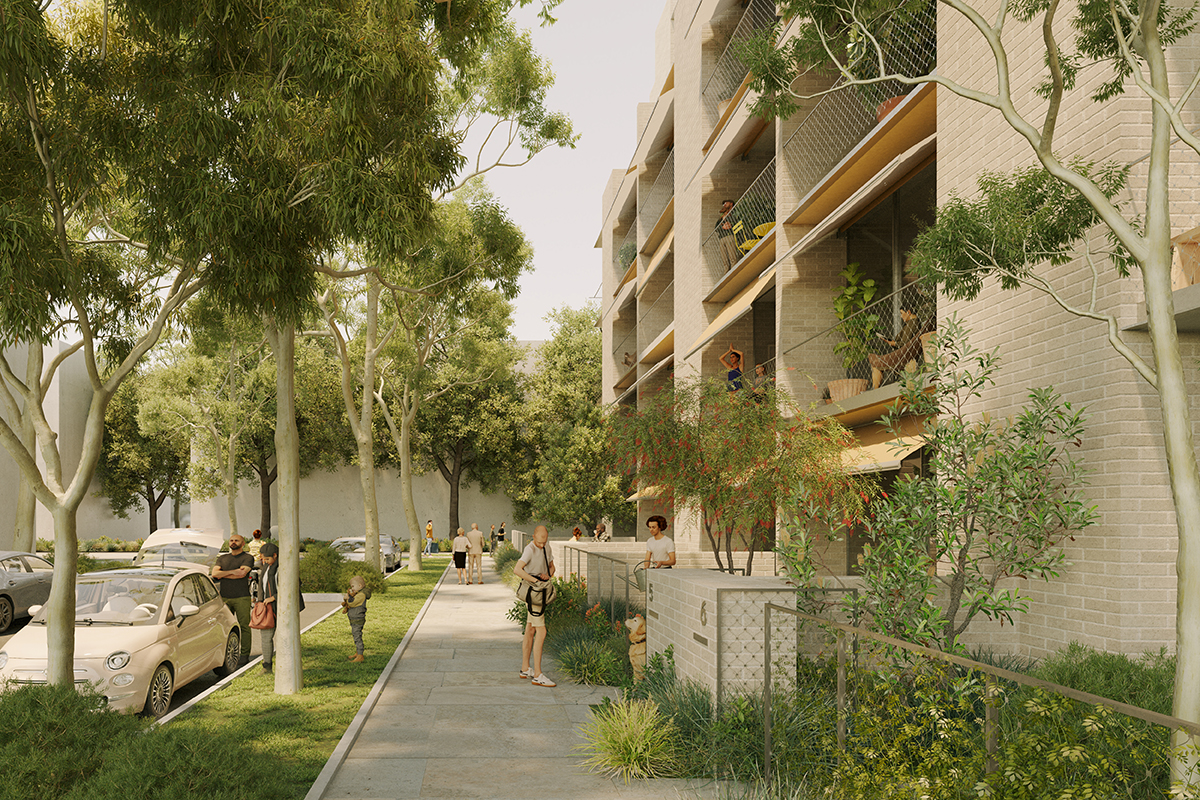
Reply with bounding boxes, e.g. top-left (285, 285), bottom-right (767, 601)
top-left (638, 279), bottom-right (674, 353)
top-left (778, 280), bottom-right (937, 412)
top-left (701, 0), bottom-right (777, 145)
top-left (779, 2), bottom-right (936, 218)
top-left (612, 224), bottom-right (638, 289)
top-left (639, 148), bottom-right (675, 256)
top-left (702, 158), bottom-right (776, 296)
